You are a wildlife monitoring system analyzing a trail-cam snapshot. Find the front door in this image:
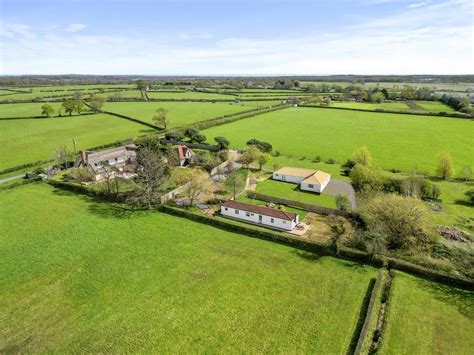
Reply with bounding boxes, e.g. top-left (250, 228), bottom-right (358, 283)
top-left (258, 215), bottom-right (263, 223)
